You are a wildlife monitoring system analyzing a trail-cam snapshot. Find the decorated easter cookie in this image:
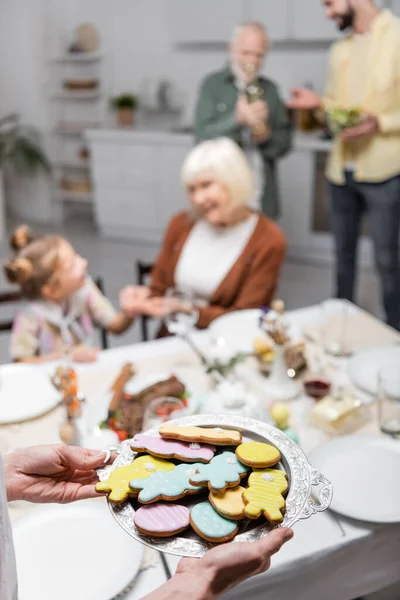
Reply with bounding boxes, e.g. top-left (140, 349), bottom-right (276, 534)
top-left (95, 455), bottom-right (174, 503)
top-left (189, 451), bottom-right (249, 494)
top-left (131, 433), bottom-right (216, 463)
top-left (209, 485), bottom-right (247, 520)
top-left (130, 463), bottom-right (204, 504)
top-left (159, 424), bottom-right (242, 446)
top-left (243, 468), bottom-right (288, 523)
top-left (134, 503), bottom-right (190, 537)
top-left (235, 441), bottom-right (281, 468)
top-left (190, 501), bottom-right (239, 542)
